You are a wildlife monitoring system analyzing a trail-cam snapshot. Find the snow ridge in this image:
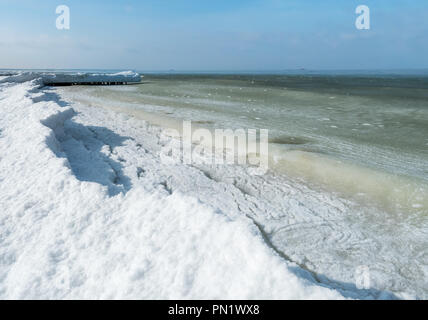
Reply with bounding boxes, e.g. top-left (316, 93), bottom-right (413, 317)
top-left (0, 80), bottom-right (346, 299)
